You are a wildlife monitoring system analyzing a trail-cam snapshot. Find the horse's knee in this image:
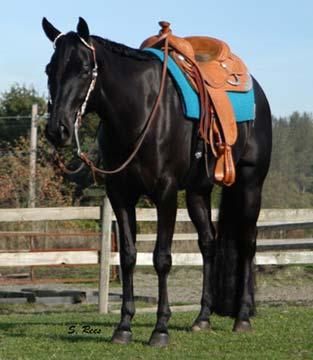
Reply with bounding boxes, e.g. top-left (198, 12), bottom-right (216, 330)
top-left (120, 249), bottom-right (137, 271)
top-left (153, 252), bottom-right (172, 274)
